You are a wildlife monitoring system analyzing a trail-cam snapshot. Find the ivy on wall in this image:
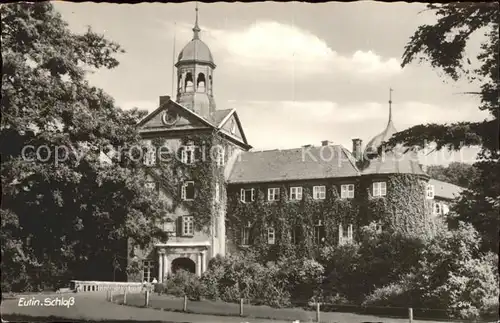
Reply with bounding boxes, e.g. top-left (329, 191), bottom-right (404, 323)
top-left (151, 130), bottom-right (229, 234)
top-left (226, 174), bottom-right (433, 261)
